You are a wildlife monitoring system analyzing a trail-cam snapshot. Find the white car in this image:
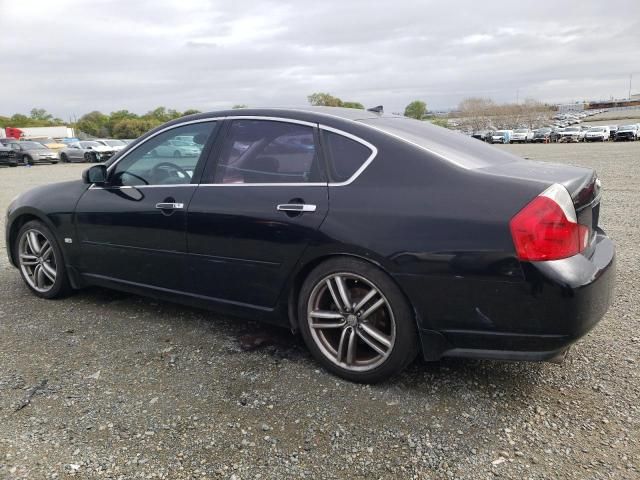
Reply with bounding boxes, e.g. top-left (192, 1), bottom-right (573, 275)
top-left (95, 139), bottom-right (127, 151)
top-left (152, 139), bottom-right (202, 158)
top-left (511, 128), bottom-right (534, 143)
top-left (558, 126), bottom-right (585, 142)
top-left (60, 141), bottom-right (117, 163)
top-left (584, 126), bottom-right (610, 142)
top-left (488, 130), bottom-right (513, 144)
